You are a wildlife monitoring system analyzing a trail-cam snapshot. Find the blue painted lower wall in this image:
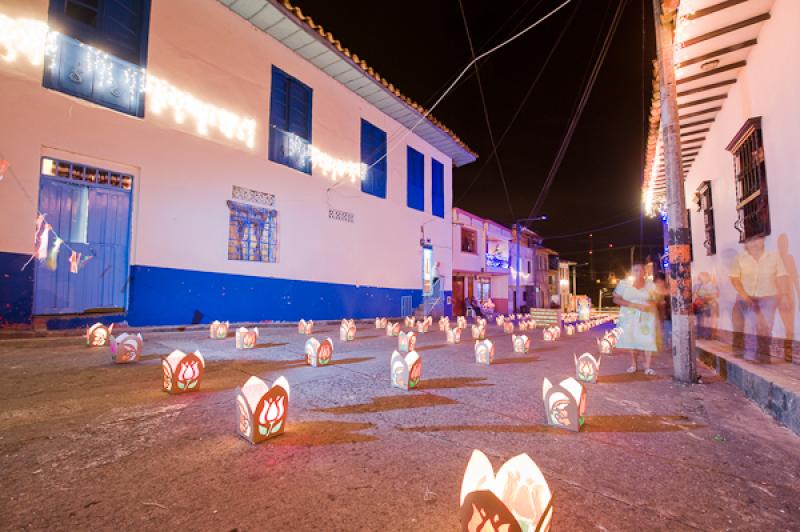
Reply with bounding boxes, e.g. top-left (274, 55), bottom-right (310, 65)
top-left (127, 265), bottom-right (424, 327)
top-left (0, 255), bottom-right (426, 328)
top-left (0, 252), bottom-right (34, 326)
